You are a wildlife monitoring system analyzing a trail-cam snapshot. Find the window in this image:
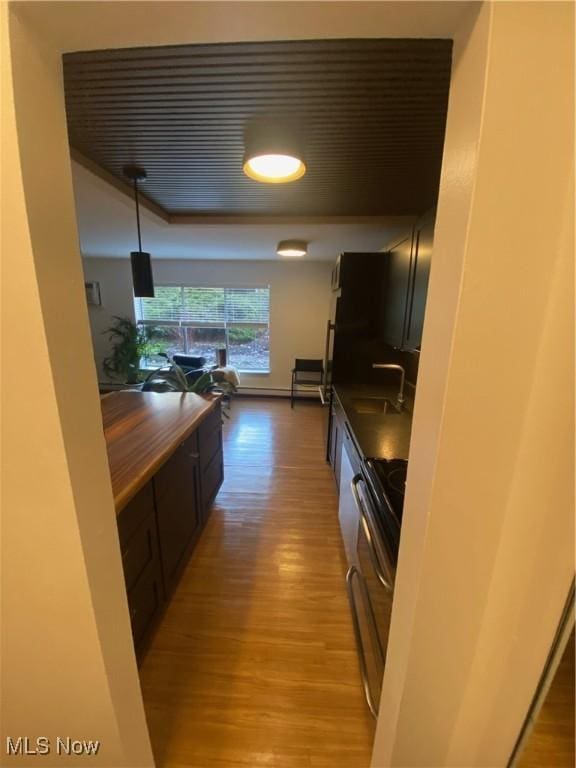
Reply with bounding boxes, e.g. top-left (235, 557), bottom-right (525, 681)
top-left (135, 285), bottom-right (270, 373)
